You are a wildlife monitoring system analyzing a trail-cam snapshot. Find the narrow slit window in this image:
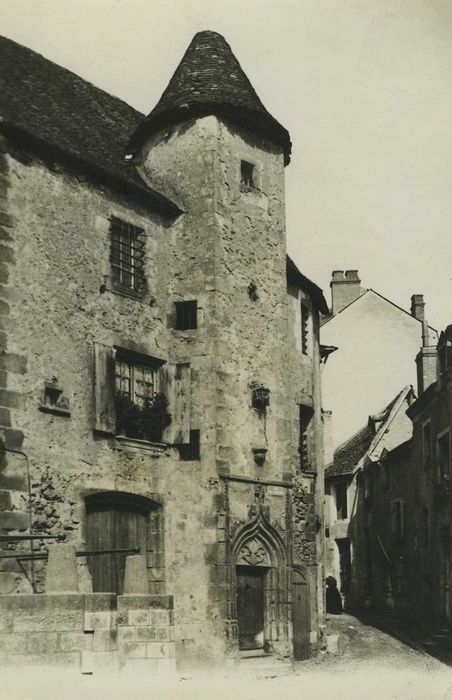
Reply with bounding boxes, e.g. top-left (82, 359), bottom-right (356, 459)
top-left (175, 300), bottom-right (197, 330)
top-left (301, 303), bottom-right (309, 355)
top-left (299, 406), bottom-right (312, 471)
top-left (110, 216), bottom-right (145, 294)
top-left (240, 161), bottom-right (255, 189)
top-left (335, 483), bottom-right (348, 520)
